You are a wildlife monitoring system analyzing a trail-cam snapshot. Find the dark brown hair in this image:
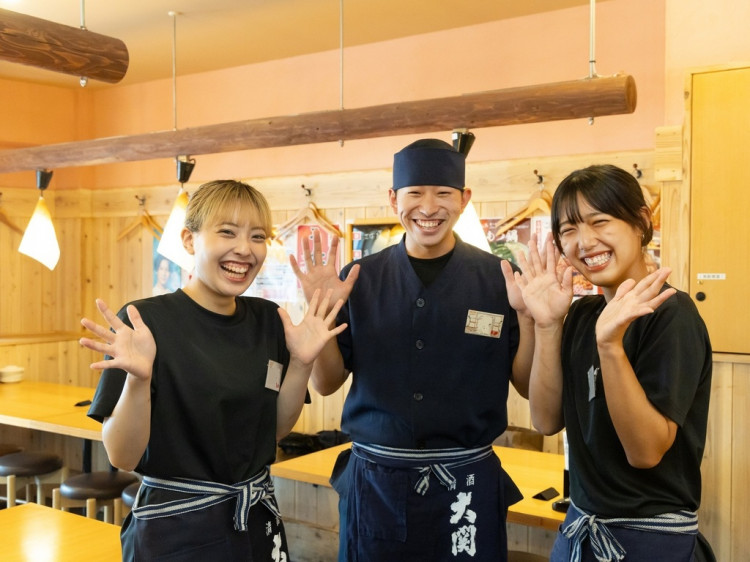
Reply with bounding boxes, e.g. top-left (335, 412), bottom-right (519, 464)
top-left (551, 164), bottom-right (652, 251)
